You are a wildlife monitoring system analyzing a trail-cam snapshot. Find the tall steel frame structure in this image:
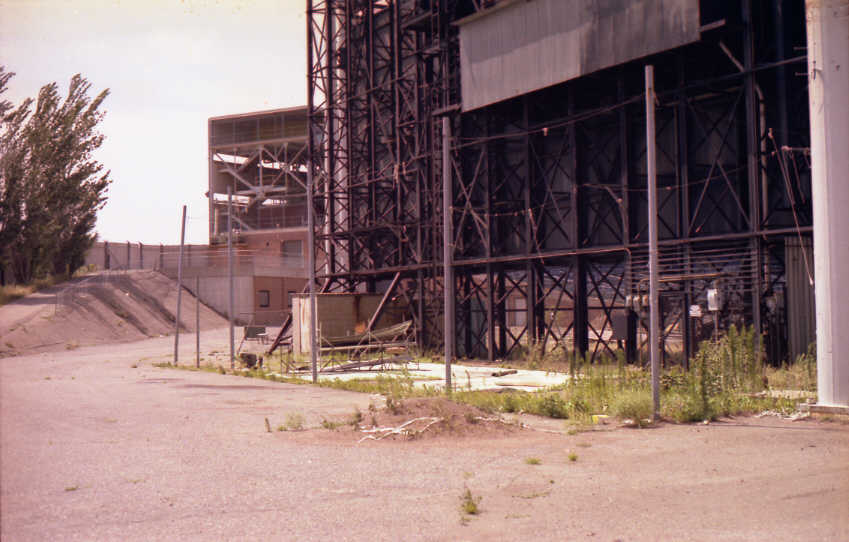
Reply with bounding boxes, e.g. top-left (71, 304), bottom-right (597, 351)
top-left (307, 0), bottom-right (814, 364)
